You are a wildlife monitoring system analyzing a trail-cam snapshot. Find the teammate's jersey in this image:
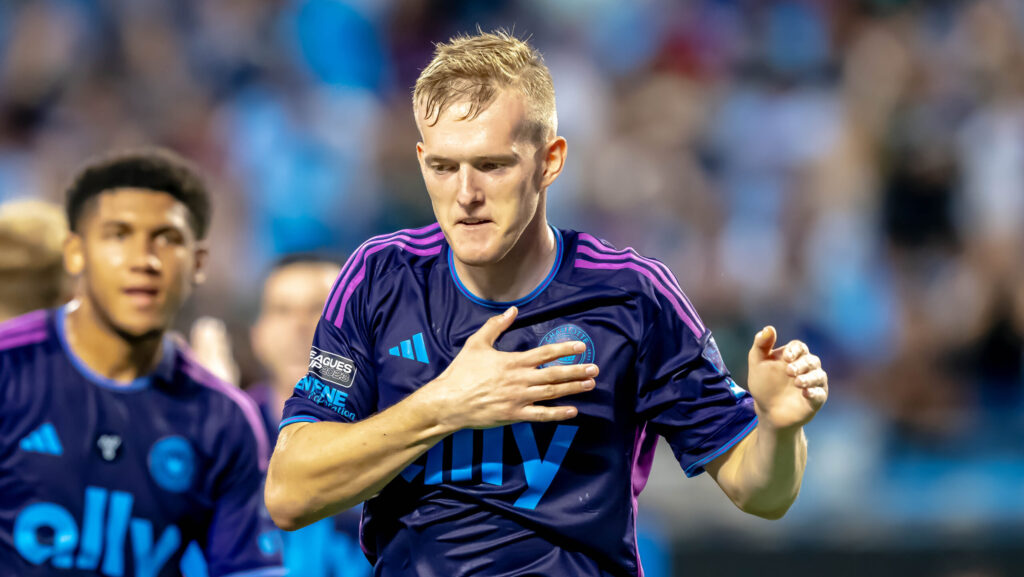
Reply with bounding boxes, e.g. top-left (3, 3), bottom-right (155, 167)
top-left (247, 383), bottom-right (371, 577)
top-left (282, 224), bottom-right (757, 577)
top-left (0, 306), bottom-right (286, 577)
